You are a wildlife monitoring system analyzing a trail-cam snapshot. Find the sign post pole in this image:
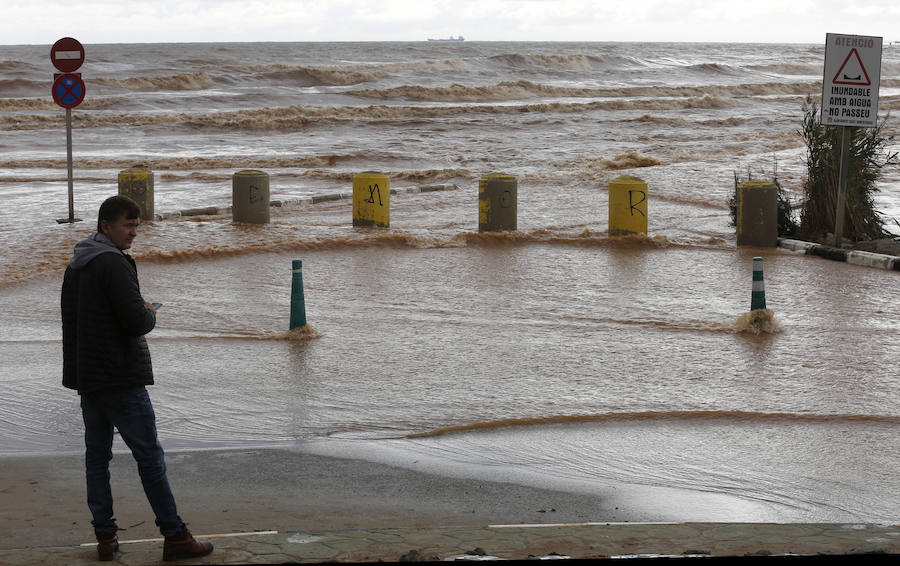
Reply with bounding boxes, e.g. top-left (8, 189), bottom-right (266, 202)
top-left (50, 37), bottom-right (86, 224)
top-left (65, 107), bottom-right (75, 223)
top-left (834, 125), bottom-right (851, 246)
